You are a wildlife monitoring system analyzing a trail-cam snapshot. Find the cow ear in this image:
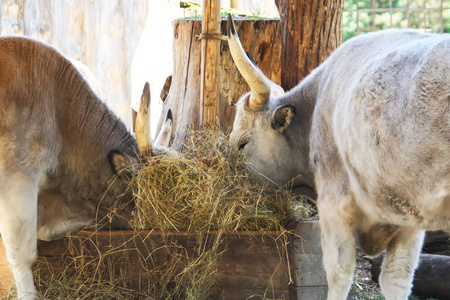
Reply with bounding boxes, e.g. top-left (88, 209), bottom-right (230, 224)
top-left (271, 105), bottom-right (296, 132)
top-left (108, 150), bottom-right (137, 177)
